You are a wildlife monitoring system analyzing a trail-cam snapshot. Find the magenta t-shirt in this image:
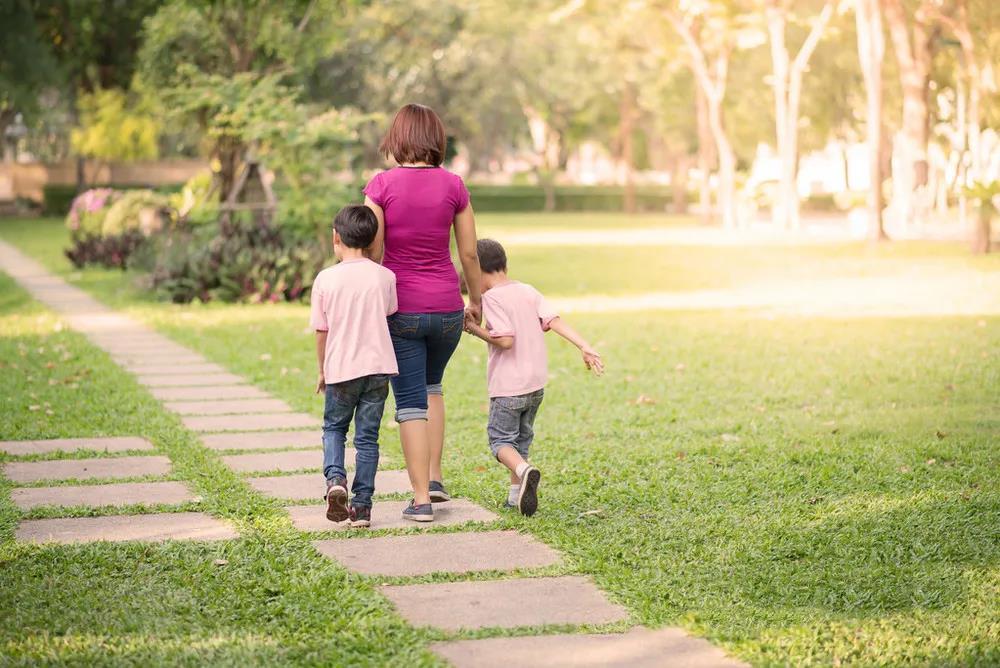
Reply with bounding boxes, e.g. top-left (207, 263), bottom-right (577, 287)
top-left (363, 166), bottom-right (470, 314)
